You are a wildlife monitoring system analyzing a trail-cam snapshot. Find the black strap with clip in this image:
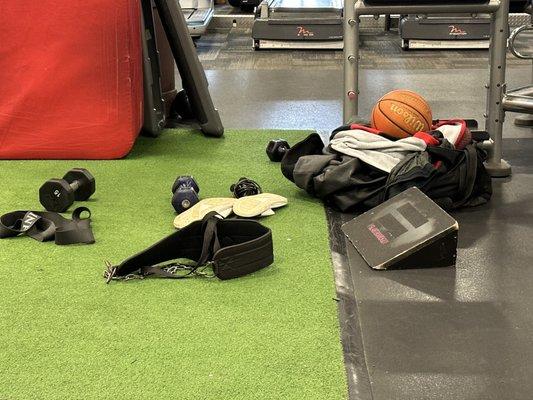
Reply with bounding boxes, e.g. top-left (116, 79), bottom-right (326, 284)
top-left (105, 213), bottom-right (274, 283)
top-left (0, 207), bottom-right (95, 245)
